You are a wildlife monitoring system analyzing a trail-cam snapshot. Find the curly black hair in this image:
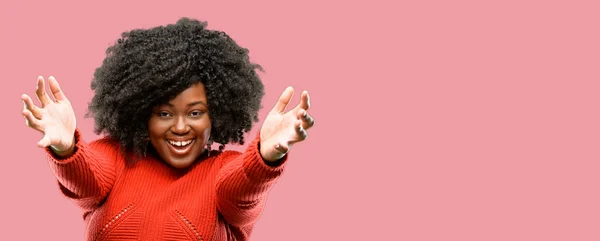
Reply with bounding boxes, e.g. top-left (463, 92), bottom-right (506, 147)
top-left (86, 17), bottom-right (265, 157)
